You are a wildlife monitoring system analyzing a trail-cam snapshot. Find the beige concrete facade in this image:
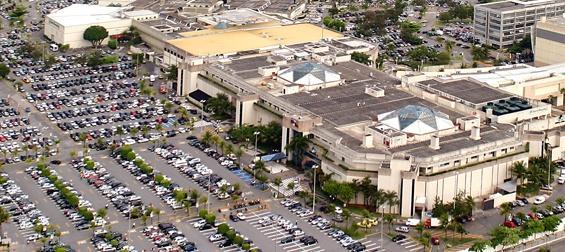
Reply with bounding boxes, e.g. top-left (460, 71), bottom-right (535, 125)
top-left (533, 15), bottom-right (565, 66)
